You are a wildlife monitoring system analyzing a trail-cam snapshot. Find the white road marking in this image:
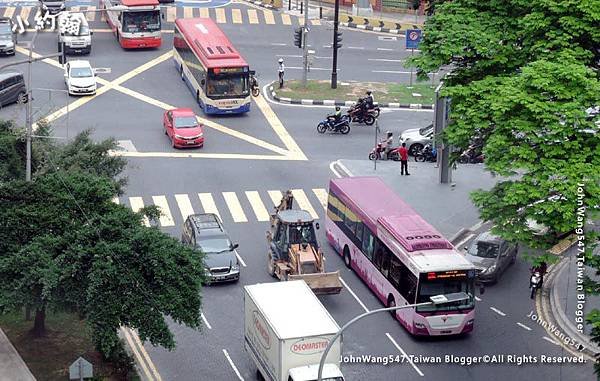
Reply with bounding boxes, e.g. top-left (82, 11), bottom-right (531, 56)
top-left (490, 307), bottom-right (507, 317)
top-left (377, 47), bottom-right (394, 51)
top-left (152, 196), bottom-right (175, 227)
top-left (198, 193), bottom-right (221, 221)
top-left (129, 197), bottom-right (150, 227)
top-left (368, 58), bottom-right (405, 62)
top-left (175, 194), bottom-right (195, 221)
top-left (386, 333), bottom-right (425, 377)
top-left (112, 196), bottom-right (120, 204)
top-left (475, 296), bottom-right (482, 302)
top-left (277, 54), bottom-right (302, 58)
top-left (222, 192), bottom-right (248, 223)
top-left (201, 313), bottom-right (212, 330)
top-left (291, 189), bottom-right (318, 219)
top-left (267, 190), bottom-right (283, 208)
top-left (223, 349), bottom-right (245, 381)
top-left (285, 66), bottom-right (331, 71)
top-left (347, 46), bottom-right (365, 49)
top-left (373, 70), bottom-right (437, 75)
top-left (312, 188), bottom-right (328, 209)
top-left (455, 233), bottom-right (475, 250)
top-left (271, 42), bottom-right (287, 46)
top-left (517, 322), bottom-right (532, 331)
top-left (245, 191), bottom-right (270, 222)
top-left (236, 253), bottom-right (247, 268)
top-left (339, 277), bottom-right (369, 313)
top-left (471, 220), bottom-right (484, 231)
top-left (543, 336), bottom-right (560, 345)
